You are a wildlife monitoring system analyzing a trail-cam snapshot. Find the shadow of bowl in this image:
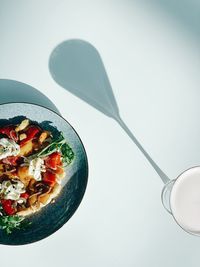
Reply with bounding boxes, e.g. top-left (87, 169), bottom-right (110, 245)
top-left (0, 79), bottom-right (60, 114)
